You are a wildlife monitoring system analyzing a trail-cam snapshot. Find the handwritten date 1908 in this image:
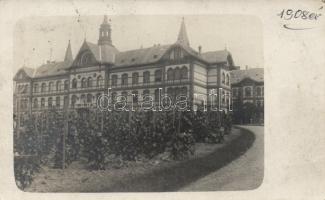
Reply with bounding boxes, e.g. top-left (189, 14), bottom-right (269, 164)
top-left (277, 9), bottom-right (322, 20)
